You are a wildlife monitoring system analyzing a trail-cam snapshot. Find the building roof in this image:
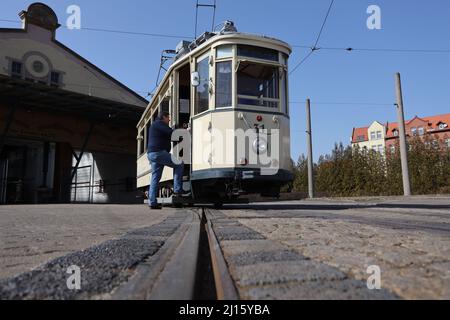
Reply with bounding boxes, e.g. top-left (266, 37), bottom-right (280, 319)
top-left (385, 113), bottom-right (450, 138)
top-left (0, 3), bottom-right (148, 107)
top-left (352, 113), bottom-right (450, 142)
top-left (0, 75), bottom-right (143, 125)
top-left (351, 127), bottom-right (369, 143)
